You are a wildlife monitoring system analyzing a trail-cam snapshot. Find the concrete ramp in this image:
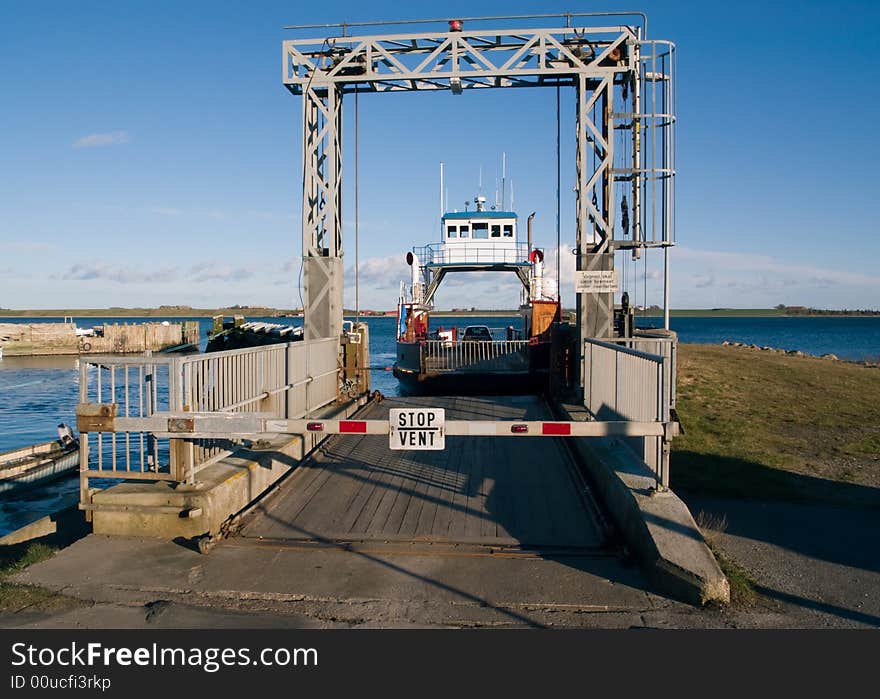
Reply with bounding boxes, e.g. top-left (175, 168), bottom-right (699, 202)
top-left (239, 395), bottom-right (606, 552)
